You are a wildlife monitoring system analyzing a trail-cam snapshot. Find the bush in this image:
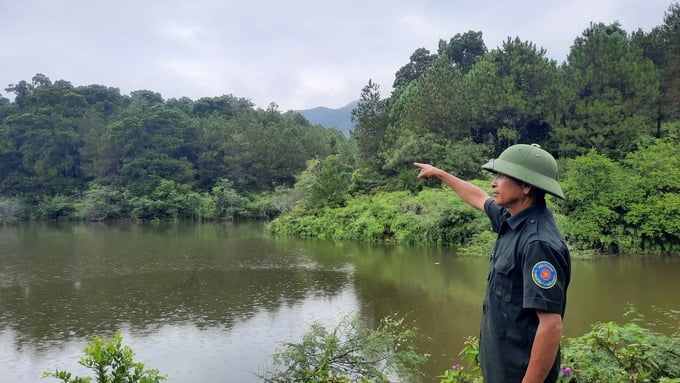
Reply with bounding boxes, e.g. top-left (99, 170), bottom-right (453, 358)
top-left (558, 143), bottom-right (680, 255)
top-left (438, 337), bottom-right (482, 383)
top-left (268, 188), bottom-right (489, 248)
top-left (558, 150), bottom-right (644, 254)
top-left (43, 332), bottom-right (166, 383)
top-left (75, 183), bottom-right (125, 221)
top-left (37, 195), bottom-right (78, 220)
top-left (0, 197), bottom-right (23, 222)
top-left (439, 307), bottom-right (680, 383)
top-left (260, 314), bottom-right (428, 383)
top-left (129, 179), bottom-right (202, 221)
top-left (211, 178), bottom-right (250, 220)
top-left (560, 307), bottom-right (680, 383)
